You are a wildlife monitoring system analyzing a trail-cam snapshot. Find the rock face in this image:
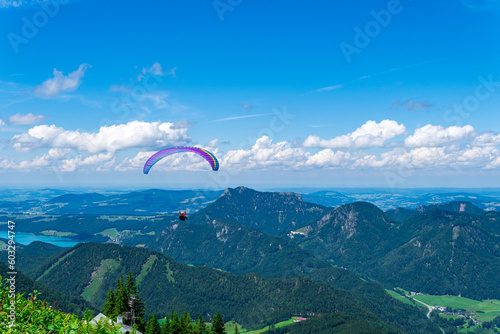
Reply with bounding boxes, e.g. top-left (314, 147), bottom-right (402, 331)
top-left (295, 202), bottom-right (395, 265)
